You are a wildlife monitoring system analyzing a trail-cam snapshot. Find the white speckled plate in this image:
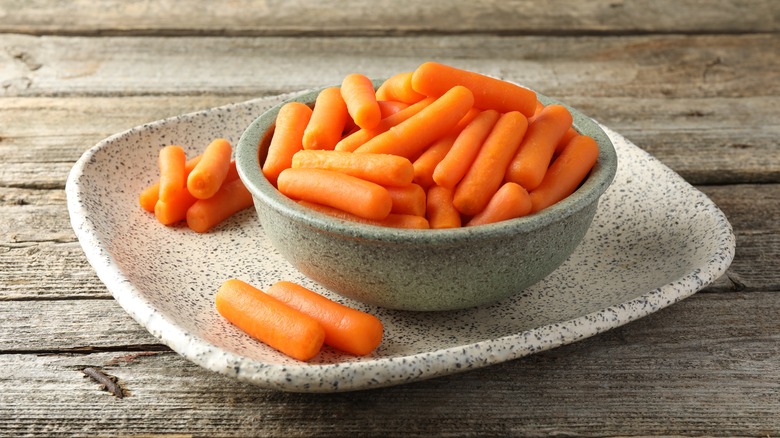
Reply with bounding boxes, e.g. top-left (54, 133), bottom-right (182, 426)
top-left (66, 93), bottom-right (735, 393)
